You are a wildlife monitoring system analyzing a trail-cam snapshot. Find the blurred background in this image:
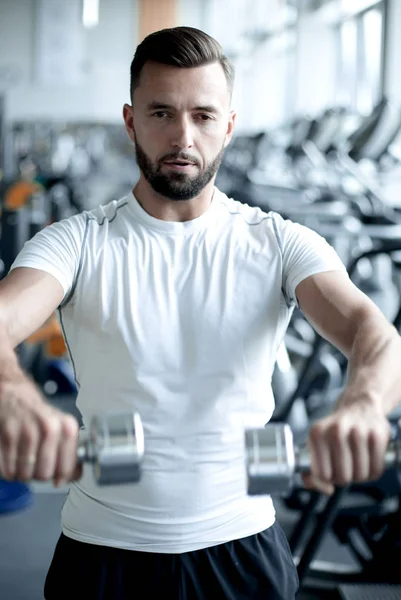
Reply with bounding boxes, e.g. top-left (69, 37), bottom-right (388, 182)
top-left (2, 1), bottom-right (401, 599)
top-left (1, 0), bottom-right (400, 209)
